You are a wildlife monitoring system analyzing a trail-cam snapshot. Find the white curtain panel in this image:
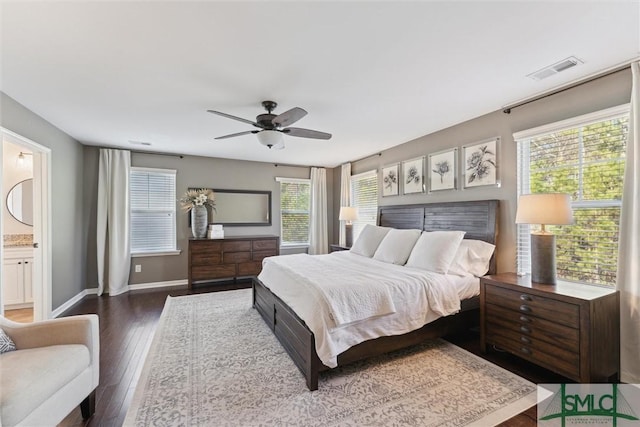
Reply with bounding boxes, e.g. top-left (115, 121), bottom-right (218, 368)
top-left (97, 149), bottom-right (132, 296)
top-left (339, 163), bottom-right (352, 247)
top-left (617, 61), bottom-right (640, 383)
top-left (309, 167), bottom-right (328, 255)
